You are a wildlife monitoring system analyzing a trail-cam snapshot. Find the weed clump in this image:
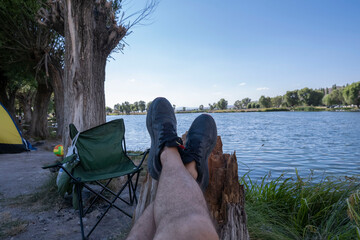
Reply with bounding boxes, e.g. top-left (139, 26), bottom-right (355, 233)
top-left (241, 171), bottom-right (360, 239)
